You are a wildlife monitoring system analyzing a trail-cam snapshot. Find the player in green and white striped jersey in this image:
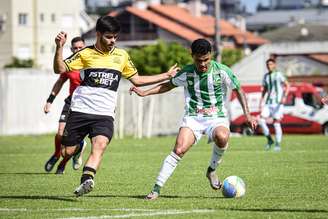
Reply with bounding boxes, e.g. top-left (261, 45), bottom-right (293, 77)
top-left (259, 58), bottom-right (289, 151)
top-left (130, 39), bottom-right (257, 200)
